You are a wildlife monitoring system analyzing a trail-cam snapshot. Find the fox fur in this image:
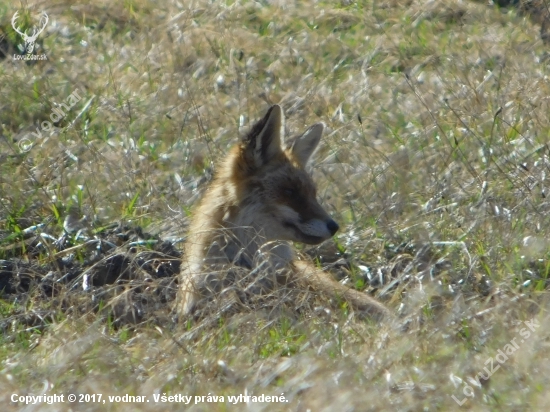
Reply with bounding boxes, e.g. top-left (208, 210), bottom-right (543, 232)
top-left (177, 105), bottom-right (389, 319)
